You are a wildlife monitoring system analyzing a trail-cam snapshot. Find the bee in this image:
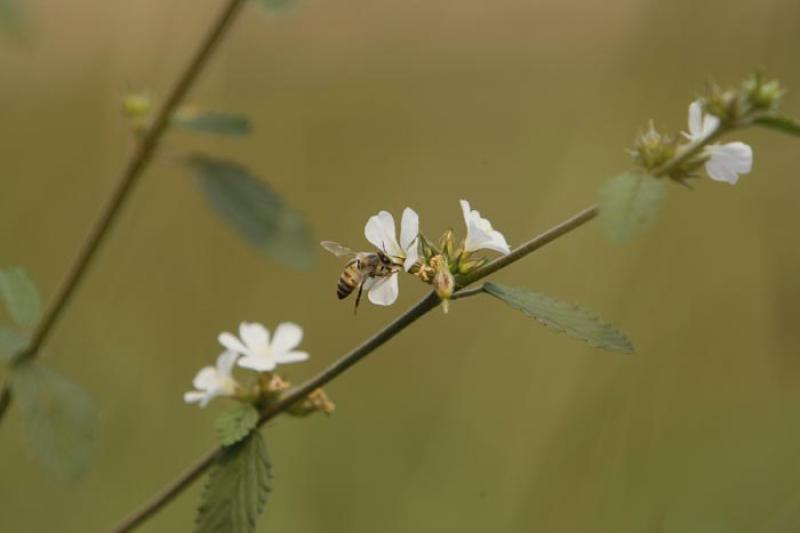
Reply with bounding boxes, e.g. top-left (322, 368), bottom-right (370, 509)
top-left (321, 241), bottom-right (399, 312)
